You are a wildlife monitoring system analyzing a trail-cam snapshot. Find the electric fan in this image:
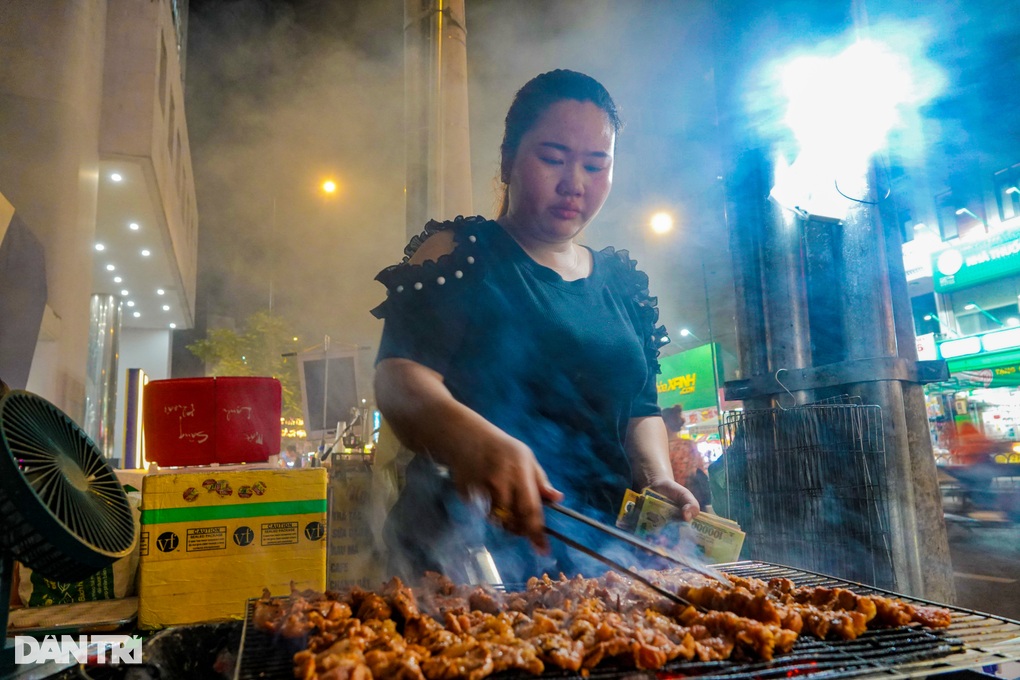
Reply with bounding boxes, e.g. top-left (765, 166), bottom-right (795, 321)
top-left (0, 381), bottom-right (137, 658)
